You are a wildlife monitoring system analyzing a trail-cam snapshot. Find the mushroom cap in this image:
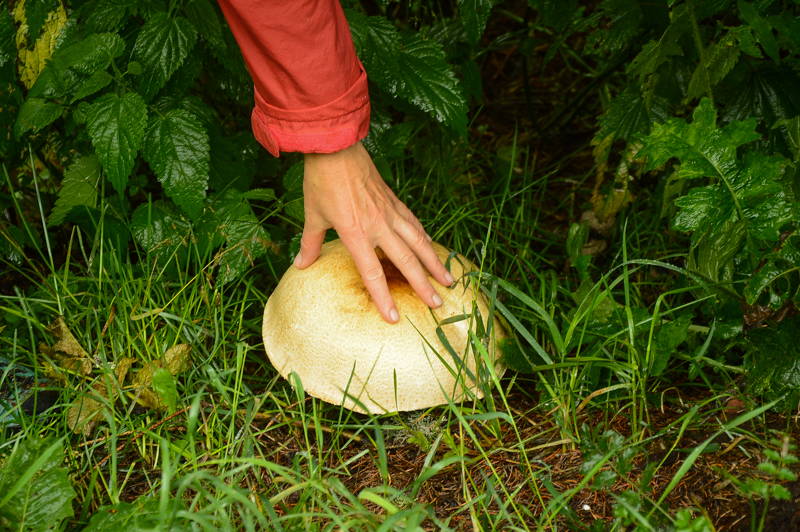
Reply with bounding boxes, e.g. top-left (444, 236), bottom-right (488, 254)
top-left (262, 239), bottom-right (507, 414)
